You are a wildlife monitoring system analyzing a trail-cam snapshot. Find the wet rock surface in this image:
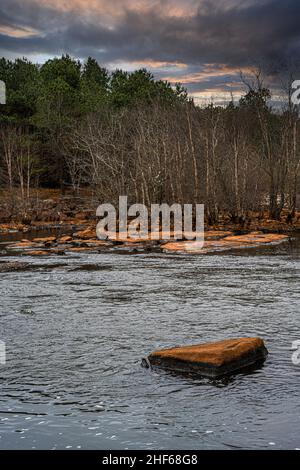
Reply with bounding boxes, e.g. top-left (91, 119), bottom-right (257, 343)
top-left (145, 338), bottom-right (268, 377)
top-left (0, 261), bottom-right (69, 271)
top-left (0, 261), bottom-right (30, 272)
top-left (162, 232), bottom-right (289, 253)
top-left (0, 227), bottom-right (290, 257)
